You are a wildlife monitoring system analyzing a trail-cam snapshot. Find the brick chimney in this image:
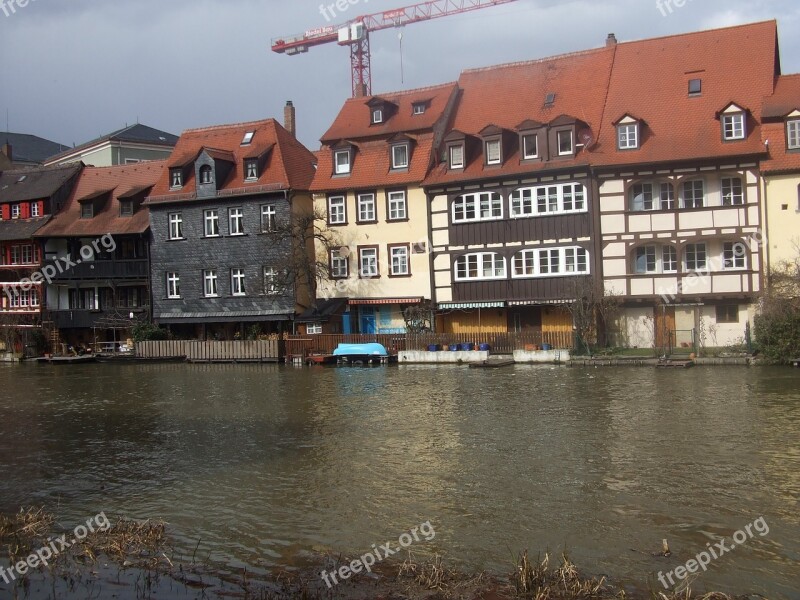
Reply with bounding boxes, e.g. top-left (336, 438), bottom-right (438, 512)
top-left (606, 33), bottom-right (618, 47)
top-left (284, 101), bottom-right (296, 138)
top-left (1, 143), bottom-right (11, 163)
